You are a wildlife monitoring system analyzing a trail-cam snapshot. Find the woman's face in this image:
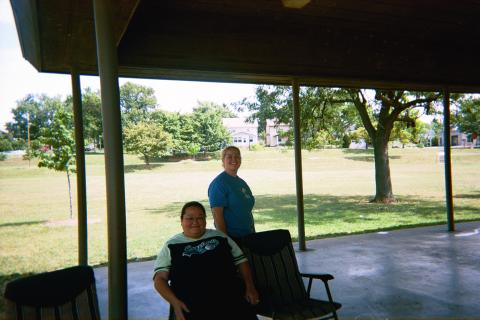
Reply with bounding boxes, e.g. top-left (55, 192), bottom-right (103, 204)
top-left (222, 148), bottom-right (241, 175)
top-left (181, 206), bottom-right (207, 239)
